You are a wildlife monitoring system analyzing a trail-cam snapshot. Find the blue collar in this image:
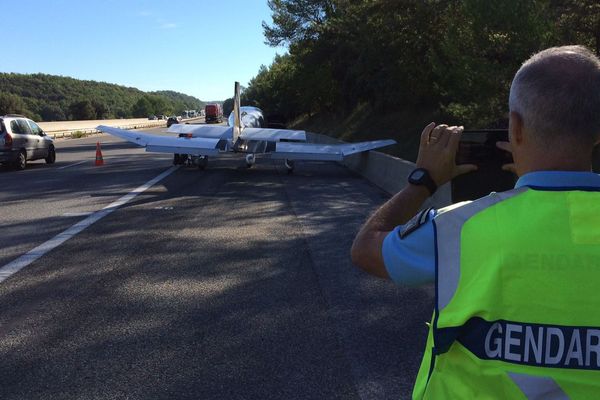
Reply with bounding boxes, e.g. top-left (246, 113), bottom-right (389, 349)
top-left (515, 171), bottom-right (600, 190)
